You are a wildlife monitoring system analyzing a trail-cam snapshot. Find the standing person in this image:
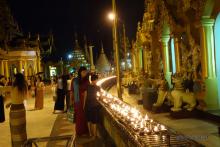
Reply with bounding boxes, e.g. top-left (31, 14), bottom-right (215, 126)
top-left (54, 75), bottom-right (65, 113)
top-left (66, 74), bottom-right (72, 111)
top-left (27, 78), bottom-right (31, 90)
top-left (84, 74), bottom-right (101, 137)
top-left (8, 73), bottom-right (28, 147)
top-left (51, 78), bottom-right (57, 102)
top-left (0, 84), bottom-right (5, 123)
top-left (35, 76), bottom-right (44, 110)
top-left (62, 75), bottom-right (68, 111)
top-left (71, 67), bottom-right (89, 136)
